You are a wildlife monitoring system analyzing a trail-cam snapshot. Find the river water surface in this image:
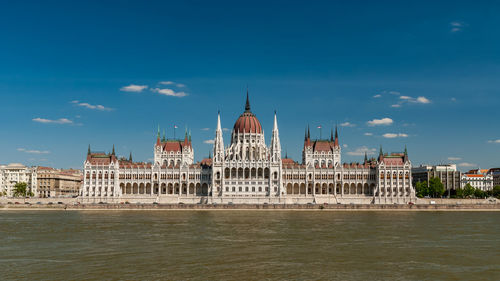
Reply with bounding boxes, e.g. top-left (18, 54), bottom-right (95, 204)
top-left (0, 210), bottom-right (499, 280)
